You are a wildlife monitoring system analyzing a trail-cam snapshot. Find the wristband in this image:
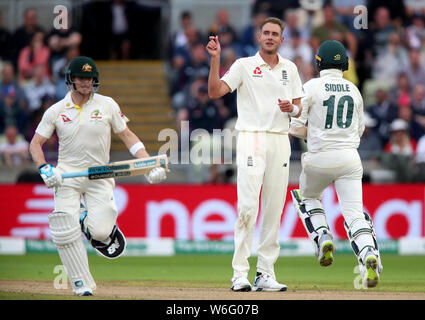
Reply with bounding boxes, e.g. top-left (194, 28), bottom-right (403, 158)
top-left (289, 104), bottom-right (300, 117)
top-left (129, 141), bottom-right (145, 156)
